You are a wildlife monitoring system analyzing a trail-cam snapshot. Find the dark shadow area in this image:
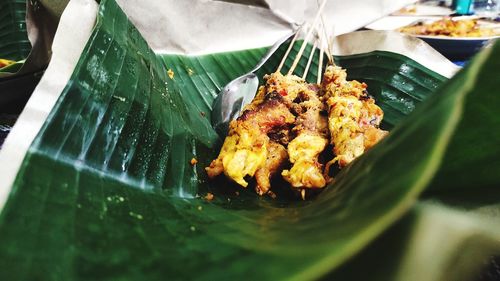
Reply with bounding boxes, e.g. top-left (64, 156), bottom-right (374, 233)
top-left (0, 70), bottom-right (45, 148)
top-left (212, 0), bottom-right (269, 9)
